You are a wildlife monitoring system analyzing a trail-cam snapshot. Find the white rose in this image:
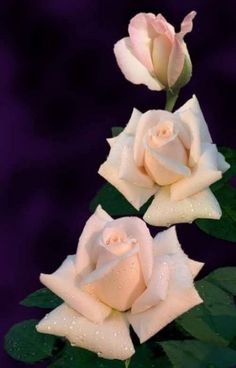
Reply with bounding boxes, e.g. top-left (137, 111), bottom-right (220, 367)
top-left (99, 96), bottom-right (230, 226)
top-left (36, 206), bottom-right (203, 361)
